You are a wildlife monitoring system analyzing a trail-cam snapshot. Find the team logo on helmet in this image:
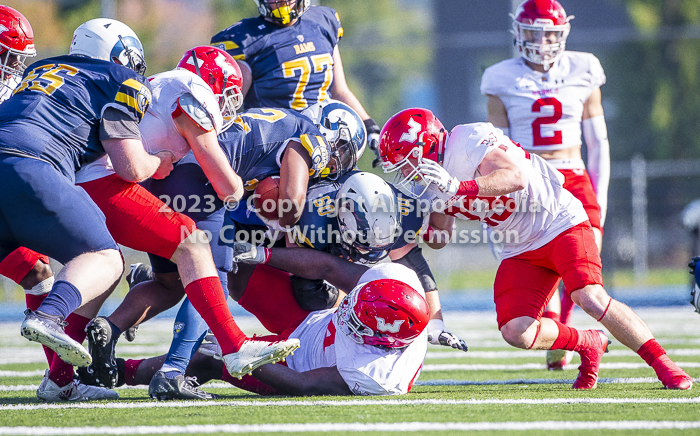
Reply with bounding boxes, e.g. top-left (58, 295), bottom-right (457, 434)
top-left (375, 317), bottom-right (404, 333)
